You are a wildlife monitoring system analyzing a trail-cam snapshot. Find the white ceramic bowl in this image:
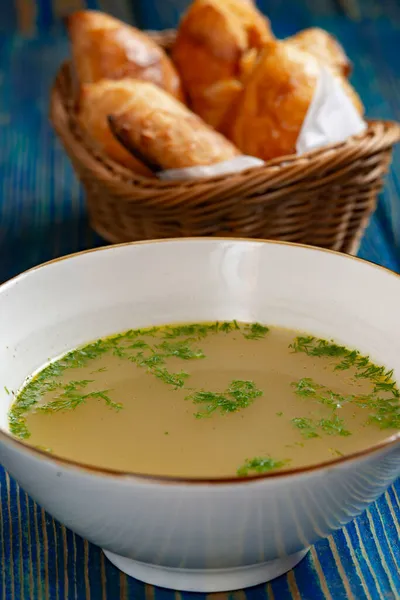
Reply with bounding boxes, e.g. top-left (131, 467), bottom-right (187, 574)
top-left (0, 239), bottom-right (399, 593)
